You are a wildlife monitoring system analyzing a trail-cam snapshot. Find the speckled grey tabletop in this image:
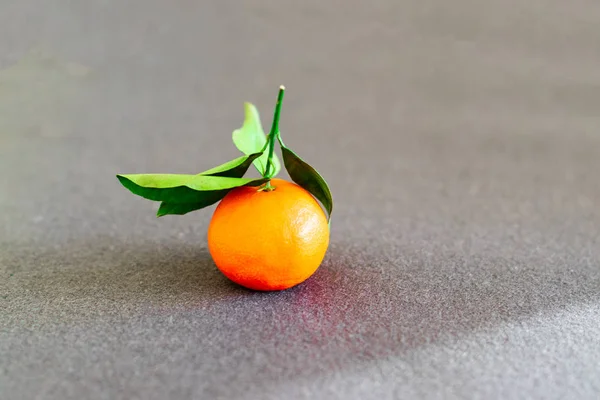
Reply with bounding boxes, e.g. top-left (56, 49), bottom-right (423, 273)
top-left (1, 1), bottom-right (600, 399)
